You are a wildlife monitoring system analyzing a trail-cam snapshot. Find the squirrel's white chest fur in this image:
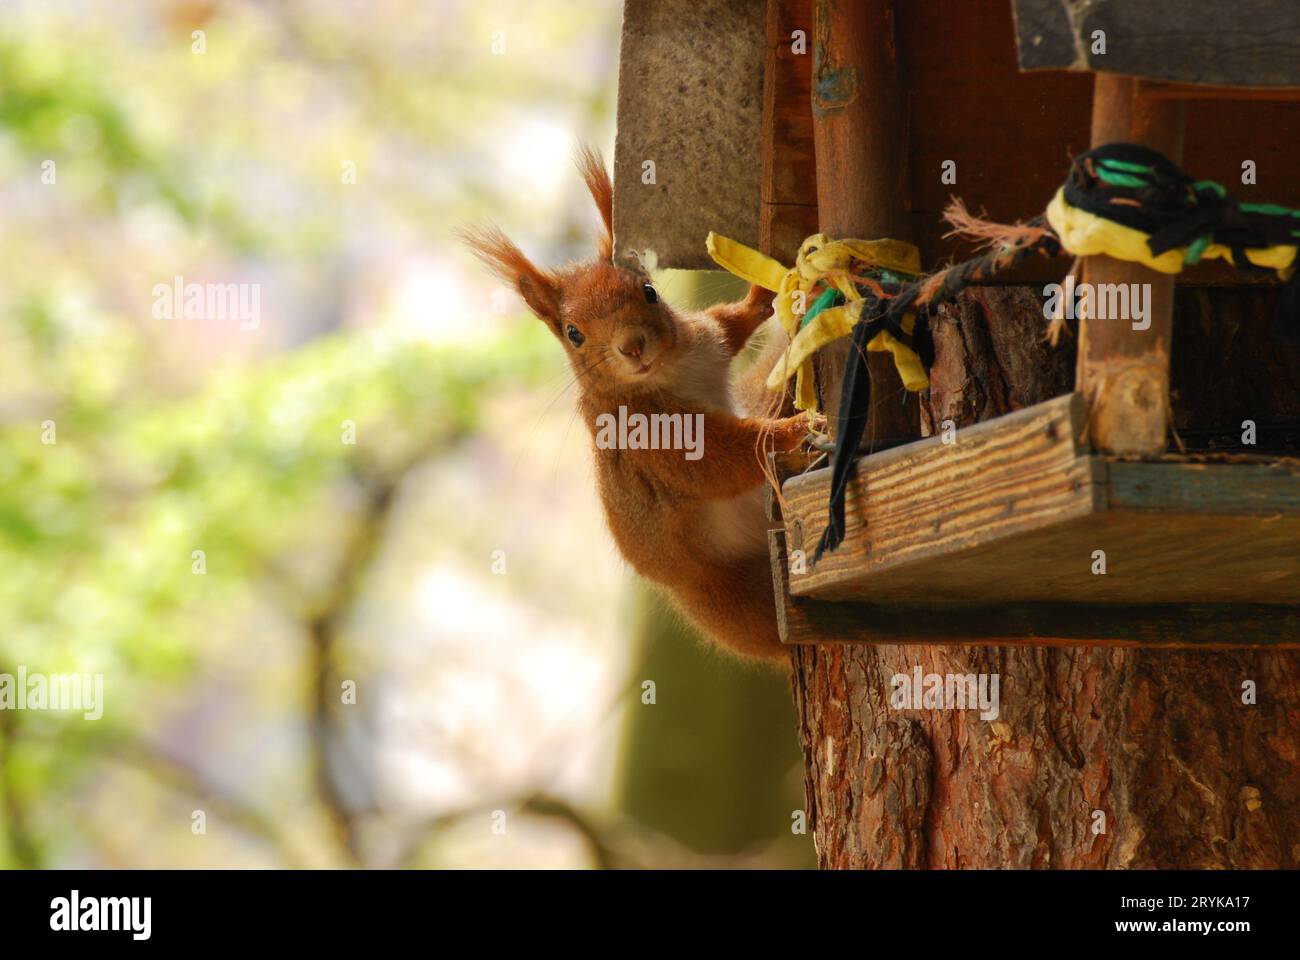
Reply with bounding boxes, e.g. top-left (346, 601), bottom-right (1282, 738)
top-left (674, 326), bottom-right (772, 561)
top-left (668, 328), bottom-right (735, 414)
top-left (698, 485), bottom-right (771, 559)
